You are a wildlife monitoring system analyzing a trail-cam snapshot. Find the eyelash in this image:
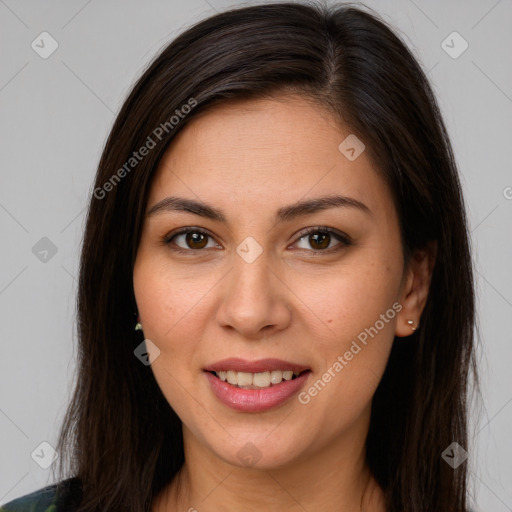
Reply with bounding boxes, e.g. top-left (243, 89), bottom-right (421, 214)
top-left (163, 226), bottom-right (352, 256)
